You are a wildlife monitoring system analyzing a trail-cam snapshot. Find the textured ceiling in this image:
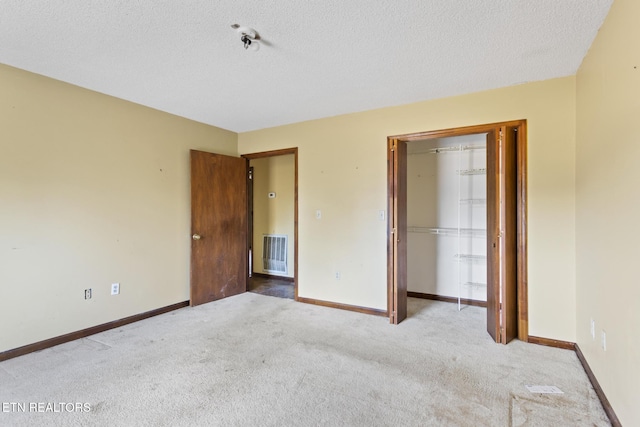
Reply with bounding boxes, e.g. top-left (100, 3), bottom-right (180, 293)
top-left (0, 1), bottom-right (612, 132)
